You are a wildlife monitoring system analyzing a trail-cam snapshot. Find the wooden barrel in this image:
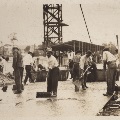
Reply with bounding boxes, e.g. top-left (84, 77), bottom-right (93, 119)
top-left (96, 69), bottom-right (106, 82)
top-left (36, 70), bottom-right (47, 82)
top-left (59, 70), bottom-right (69, 81)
